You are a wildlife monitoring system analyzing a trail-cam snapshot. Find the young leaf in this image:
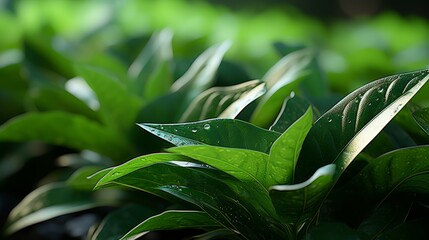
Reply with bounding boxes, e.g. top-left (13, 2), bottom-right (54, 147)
top-left (5, 183), bottom-right (117, 235)
top-left (269, 164), bottom-right (336, 223)
top-left (267, 107), bottom-right (313, 185)
top-left (0, 112), bottom-right (135, 160)
top-left (139, 118), bottom-right (280, 153)
top-left (180, 80), bottom-right (266, 122)
top-left (251, 49), bottom-right (312, 127)
top-left (120, 210), bottom-right (221, 240)
top-left (76, 65), bottom-right (143, 131)
top-left (296, 69), bottom-right (429, 182)
top-left (413, 107), bottom-right (429, 136)
top-left (91, 205), bottom-right (157, 240)
top-left (168, 145), bottom-right (270, 187)
top-left (128, 29), bottom-right (174, 100)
